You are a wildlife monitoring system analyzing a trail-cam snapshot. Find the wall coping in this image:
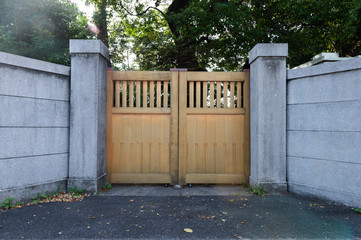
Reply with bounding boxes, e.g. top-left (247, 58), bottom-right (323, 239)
top-left (287, 56), bottom-right (361, 80)
top-left (0, 51), bottom-right (70, 76)
top-left (249, 43), bottom-right (288, 64)
top-left (70, 40), bottom-right (109, 60)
